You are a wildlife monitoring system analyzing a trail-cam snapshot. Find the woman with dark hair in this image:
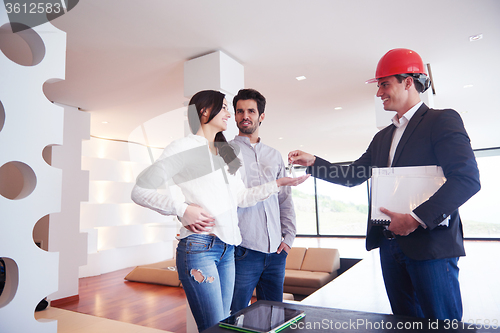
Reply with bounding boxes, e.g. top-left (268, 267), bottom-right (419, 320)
top-left (131, 90), bottom-right (308, 332)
